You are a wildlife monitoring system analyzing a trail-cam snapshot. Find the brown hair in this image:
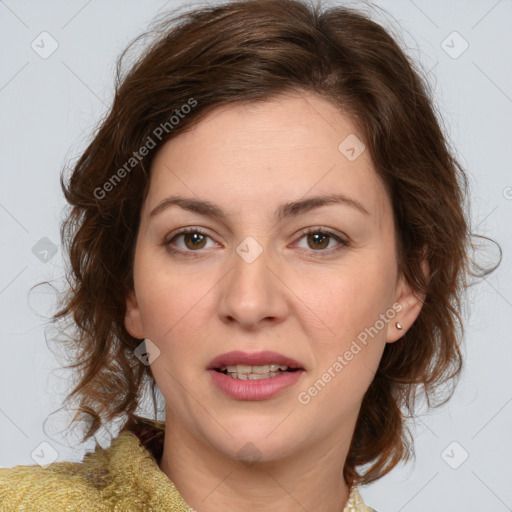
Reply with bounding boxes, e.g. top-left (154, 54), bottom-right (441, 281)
top-left (43, 0), bottom-right (498, 487)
